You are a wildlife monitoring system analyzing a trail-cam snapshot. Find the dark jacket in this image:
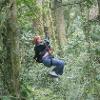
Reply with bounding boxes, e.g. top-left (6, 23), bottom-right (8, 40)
top-left (34, 42), bottom-right (49, 63)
